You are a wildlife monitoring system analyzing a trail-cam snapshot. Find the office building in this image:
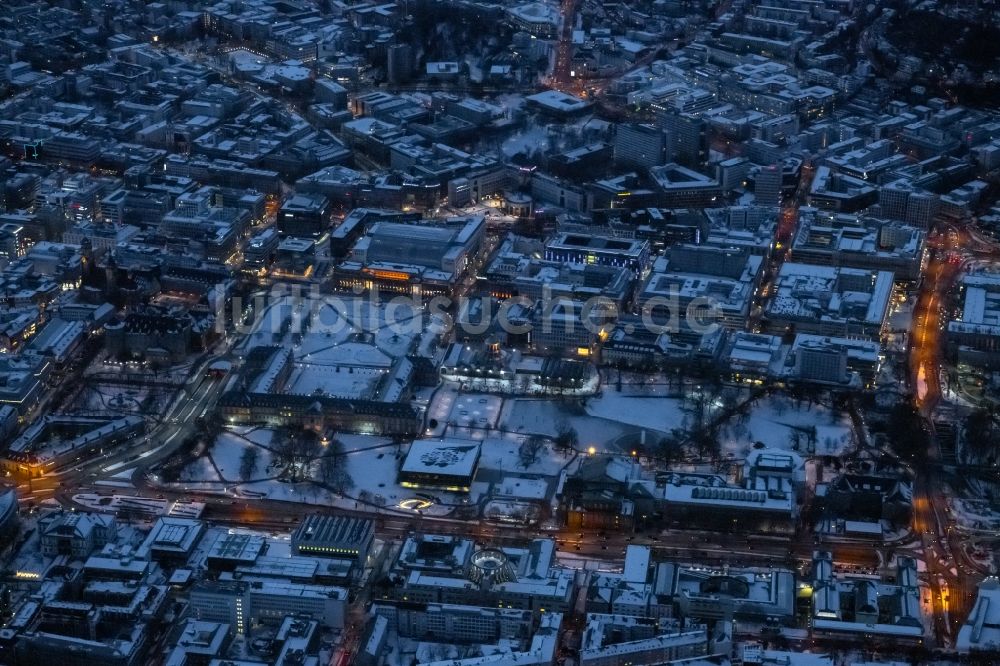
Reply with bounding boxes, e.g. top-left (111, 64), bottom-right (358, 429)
top-left (637, 244), bottom-right (764, 331)
top-left (648, 164), bottom-right (722, 208)
top-left (544, 232), bottom-right (650, 273)
top-left (615, 124), bottom-right (666, 170)
top-left (189, 580), bottom-right (348, 635)
top-left (947, 272), bottom-right (1000, 368)
top-left (809, 552), bottom-right (922, 642)
top-left (662, 113), bottom-right (708, 169)
top-left (764, 263), bottom-right (894, 340)
top-left (753, 164), bottom-right (782, 207)
top-left (278, 193), bottom-right (332, 238)
top-left (790, 214), bottom-right (927, 280)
